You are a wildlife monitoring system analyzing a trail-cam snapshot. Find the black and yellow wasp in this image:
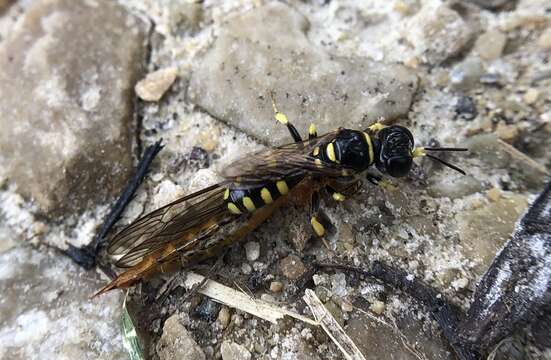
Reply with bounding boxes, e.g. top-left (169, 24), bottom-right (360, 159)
top-left (94, 95), bottom-right (467, 296)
